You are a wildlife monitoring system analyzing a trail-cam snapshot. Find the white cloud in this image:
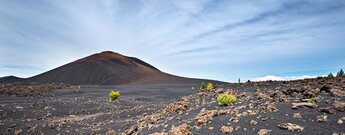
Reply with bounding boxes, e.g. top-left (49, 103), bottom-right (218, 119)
top-left (252, 74), bottom-right (326, 81)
